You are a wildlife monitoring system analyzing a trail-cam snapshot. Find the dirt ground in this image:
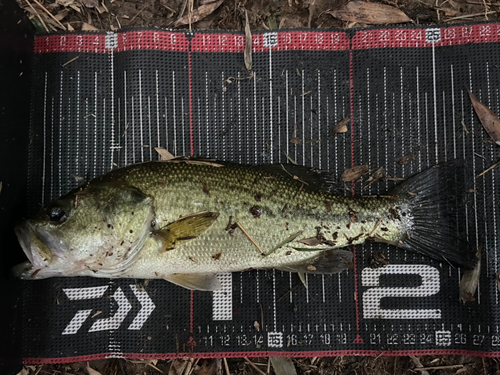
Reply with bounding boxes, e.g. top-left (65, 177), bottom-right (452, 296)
top-left (19, 355), bottom-right (500, 374)
top-left (13, 0), bottom-right (500, 374)
top-left (16, 0), bottom-right (500, 33)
